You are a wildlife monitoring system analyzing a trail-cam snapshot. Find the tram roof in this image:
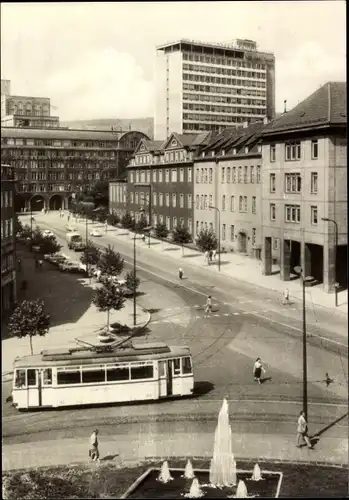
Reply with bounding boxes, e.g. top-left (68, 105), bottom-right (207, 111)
top-left (13, 342), bottom-right (191, 368)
